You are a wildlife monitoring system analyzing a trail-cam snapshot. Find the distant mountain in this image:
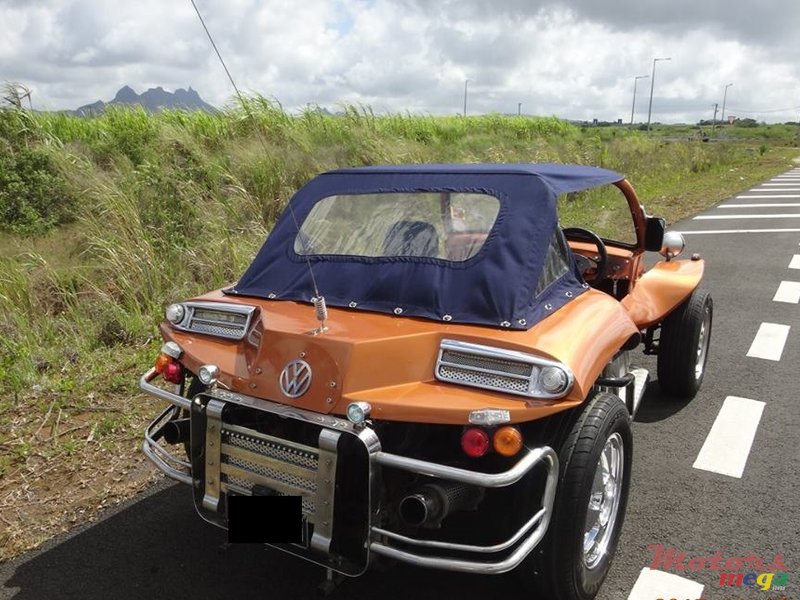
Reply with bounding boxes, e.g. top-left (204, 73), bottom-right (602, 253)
top-left (73, 85), bottom-right (216, 115)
